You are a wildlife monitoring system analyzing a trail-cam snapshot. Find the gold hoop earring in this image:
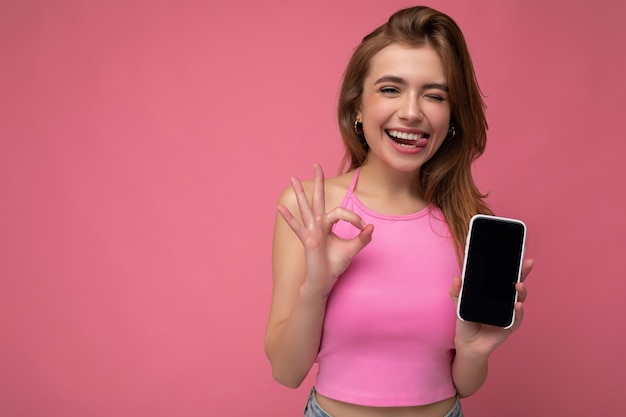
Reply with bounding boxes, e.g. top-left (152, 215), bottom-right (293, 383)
top-left (354, 120), bottom-right (363, 135)
top-left (446, 124), bottom-right (456, 140)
